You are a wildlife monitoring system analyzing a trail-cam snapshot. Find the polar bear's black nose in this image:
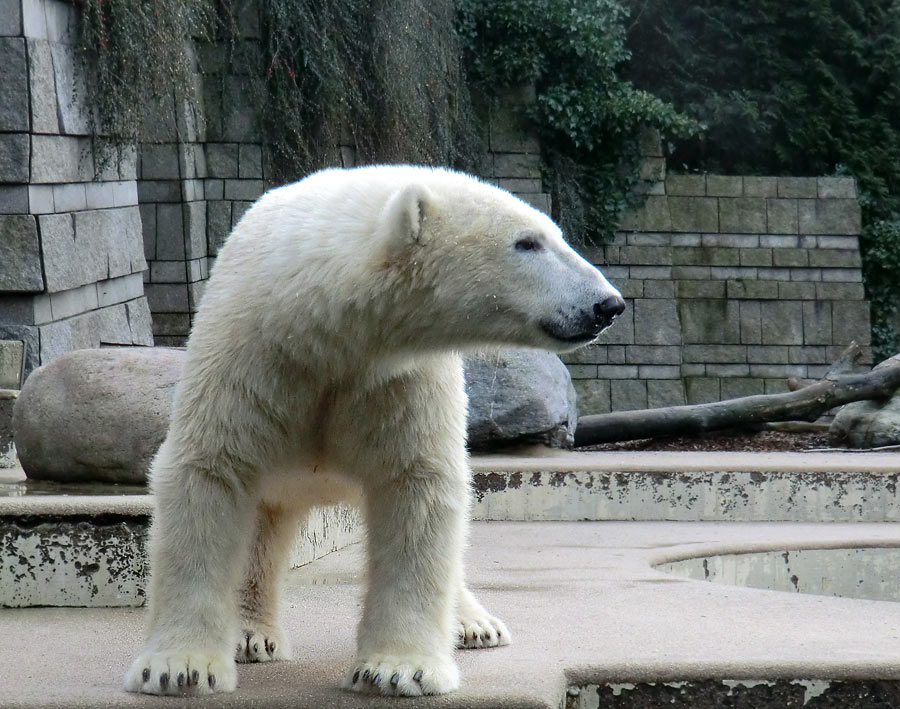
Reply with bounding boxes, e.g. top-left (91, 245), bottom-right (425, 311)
top-left (594, 295), bottom-right (626, 324)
